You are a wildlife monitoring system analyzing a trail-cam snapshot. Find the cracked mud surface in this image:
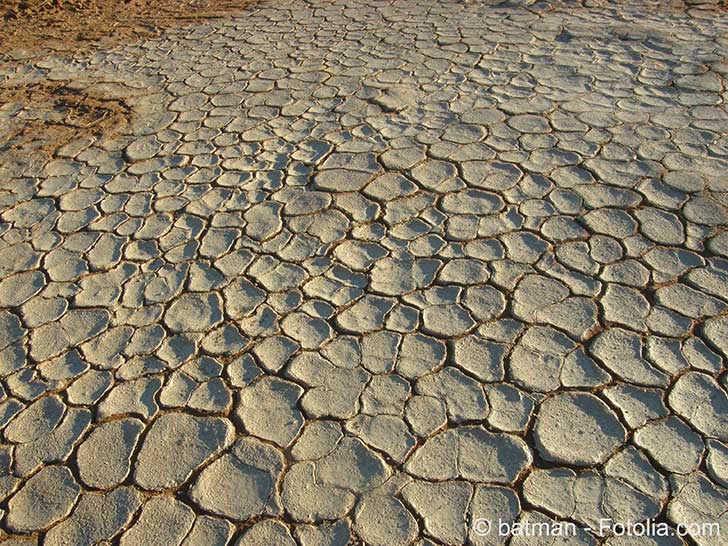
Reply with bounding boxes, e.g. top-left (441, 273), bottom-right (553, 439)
top-left (0, 0), bottom-right (257, 57)
top-left (1, 0), bottom-right (728, 545)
